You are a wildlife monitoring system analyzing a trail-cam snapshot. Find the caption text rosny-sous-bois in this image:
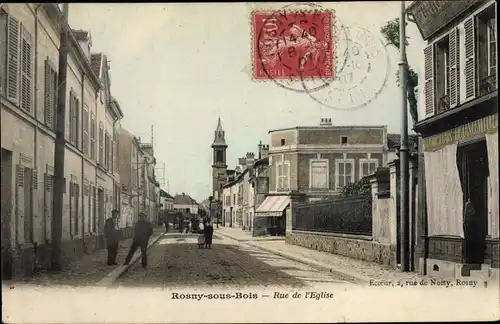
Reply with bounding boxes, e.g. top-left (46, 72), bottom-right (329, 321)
top-left (170, 292), bottom-right (335, 301)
